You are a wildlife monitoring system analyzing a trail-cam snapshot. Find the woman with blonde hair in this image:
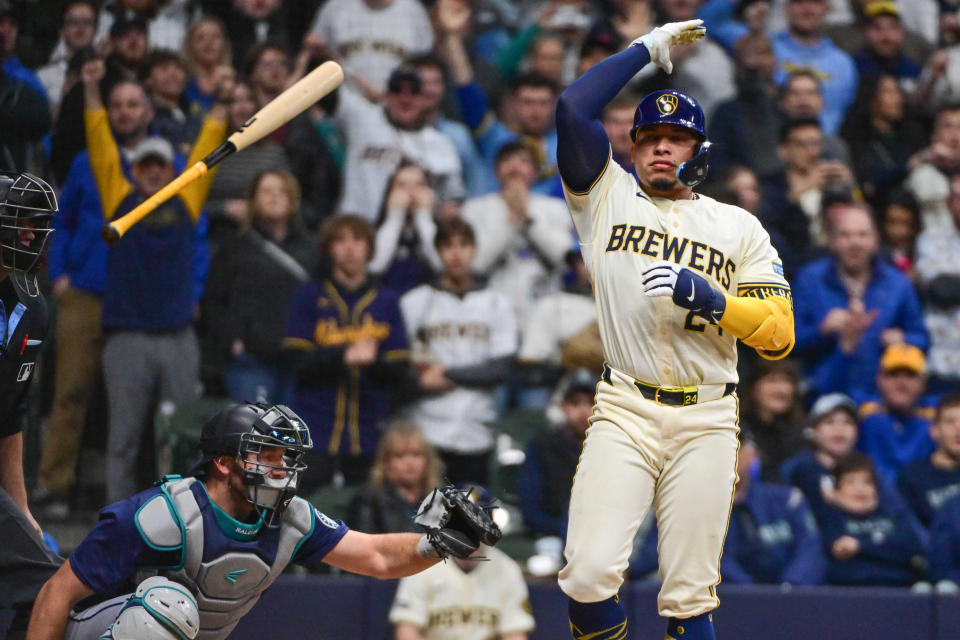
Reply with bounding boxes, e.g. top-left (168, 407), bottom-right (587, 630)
top-left (181, 15), bottom-right (233, 112)
top-left (347, 424), bottom-right (444, 533)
